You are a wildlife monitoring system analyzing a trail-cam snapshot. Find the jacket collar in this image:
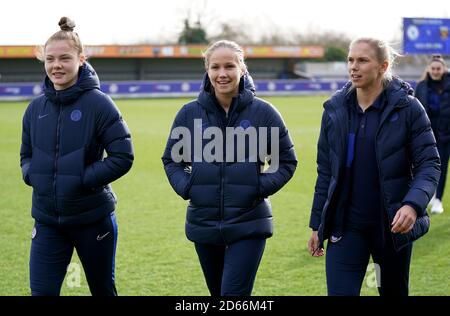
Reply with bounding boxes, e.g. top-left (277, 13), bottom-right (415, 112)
top-left (325, 77), bottom-right (414, 112)
top-left (44, 62), bottom-right (100, 105)
top-left (197, 72), bottom-right (255, 114)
